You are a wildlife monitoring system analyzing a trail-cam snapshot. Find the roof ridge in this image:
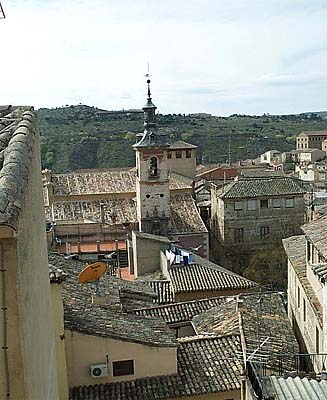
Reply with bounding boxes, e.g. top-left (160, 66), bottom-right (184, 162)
top-left (178, 333), bottom-right (240, 344)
